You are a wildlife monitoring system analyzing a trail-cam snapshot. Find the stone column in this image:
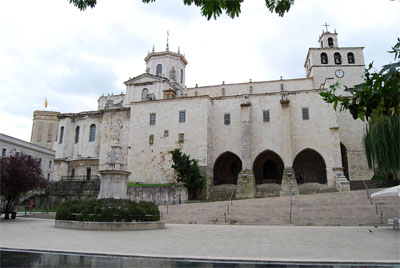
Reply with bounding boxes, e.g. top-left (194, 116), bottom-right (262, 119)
top-left (98, 169), bottom-right (131, 199)
top-left (279, 98), bottom-right (299, 196)
top-left (236, 98), bottom-right (255, 199)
